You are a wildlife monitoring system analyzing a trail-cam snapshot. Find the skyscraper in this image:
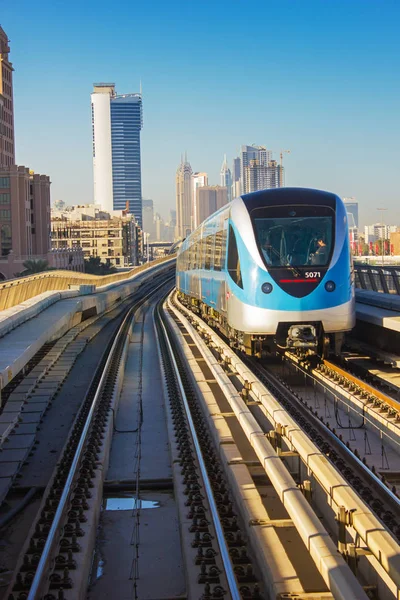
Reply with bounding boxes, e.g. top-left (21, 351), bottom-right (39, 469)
top-left (176, 156), bottom-right (193, 239)
top-left (142, 199), bottom-right (156, 241)
top-left (244, 159), bottom-right (284, 193)
top-left (240, 145), bottom-right (272, 193)
top-left (232, 157), bottom-right (241, 199)
top-left (220, 155), bottom-right (232, 203)
top-left (91, 83), bottom-right (143, 225)
top-left (192, 172), bottom-right (208, 229)
top-left (343, 198), bottom-right (359, 229)
top-left (0, 26), bottom-right (15, 167)
top-left (196, 186), bottom-right (228, 225)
